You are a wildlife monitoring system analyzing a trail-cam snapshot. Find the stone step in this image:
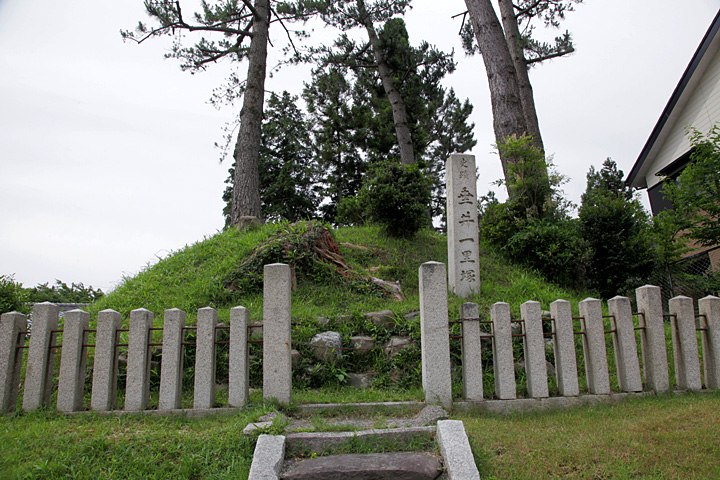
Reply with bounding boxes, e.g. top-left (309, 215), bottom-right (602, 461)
top-left (281, 452), bottom-right (442, 480)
